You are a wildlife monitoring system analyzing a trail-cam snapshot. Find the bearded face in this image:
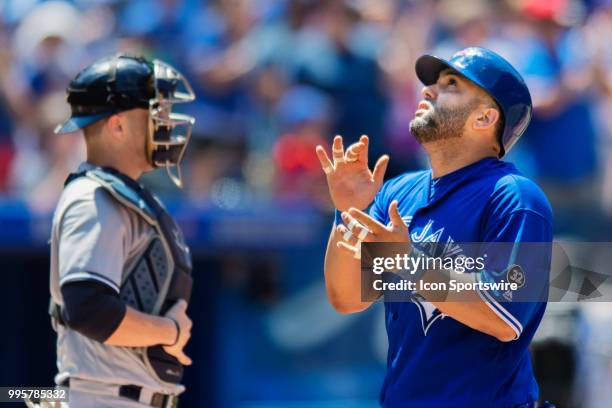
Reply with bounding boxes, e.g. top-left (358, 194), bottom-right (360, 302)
top-left (409, 97), bottom-right (479, 144)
